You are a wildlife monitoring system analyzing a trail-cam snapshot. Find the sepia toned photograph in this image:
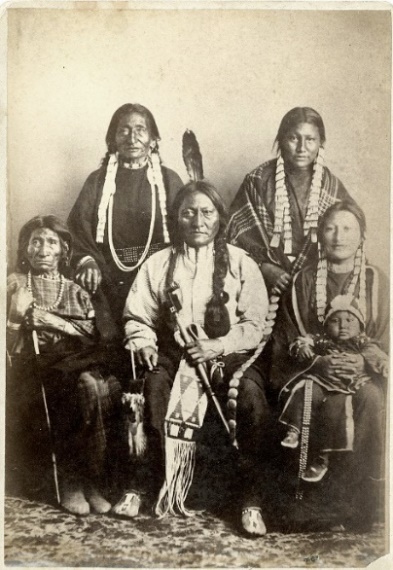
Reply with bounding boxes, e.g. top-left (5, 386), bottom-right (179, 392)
top-left (3, 1), bottom-right (391, 567)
